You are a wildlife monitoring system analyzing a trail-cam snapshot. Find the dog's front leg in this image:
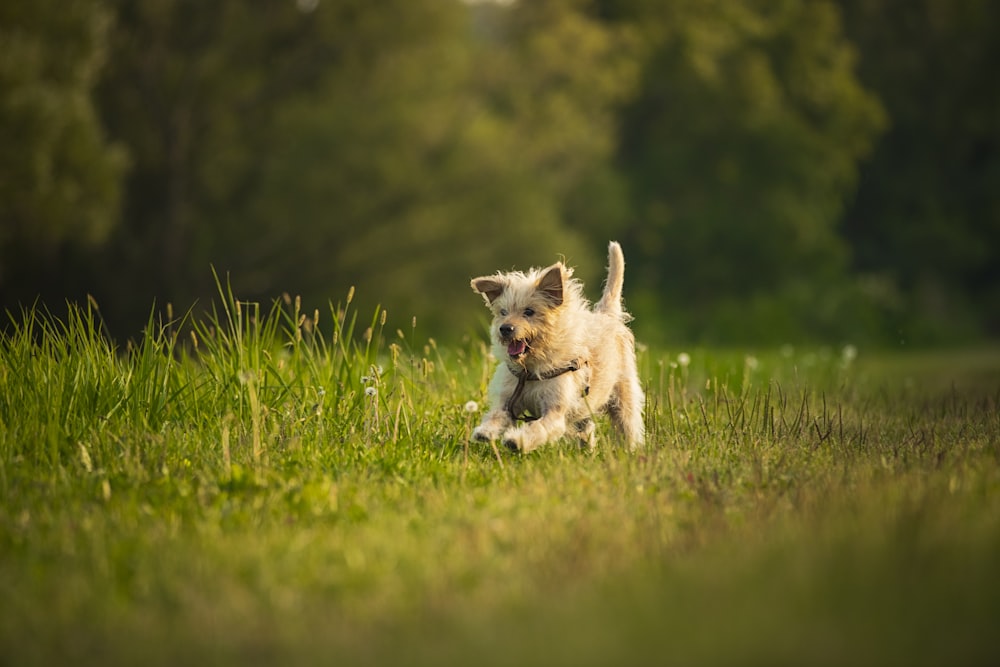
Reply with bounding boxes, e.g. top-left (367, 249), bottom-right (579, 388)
top-left (472, 367), bottom-right (518, 443)
top-left (472, 408), bottom-right (512, 443)
top-left (502, 410), bottom-right (568, 453)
